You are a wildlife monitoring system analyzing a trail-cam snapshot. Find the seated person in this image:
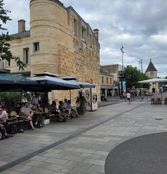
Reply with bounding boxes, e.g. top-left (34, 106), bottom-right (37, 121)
top-left (0, 105), bottom-right (9, 137)
top-left (33, 102), bottom-right (44, 128)
top-left (50, 101), bottom-right (59, 115)
top-left (58, 101), bottom-right (66, 122)
top-left (19, 100), bottom-right (34, 129)
top-left (68, 100), bottom-right (79, 118)
top-left (0, 105), bottom-right (8, 123)
top-left (0, 123), bottom-right (8, 139)
top-left (63, 99), bottom-right (70, 116)
top-left (59, 101), bottom-right (64, 113)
